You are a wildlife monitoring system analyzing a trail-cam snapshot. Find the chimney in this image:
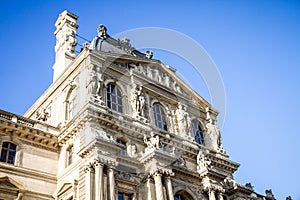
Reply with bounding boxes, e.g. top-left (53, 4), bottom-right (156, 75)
top-left (52, 10), bottom-right (79, 81)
